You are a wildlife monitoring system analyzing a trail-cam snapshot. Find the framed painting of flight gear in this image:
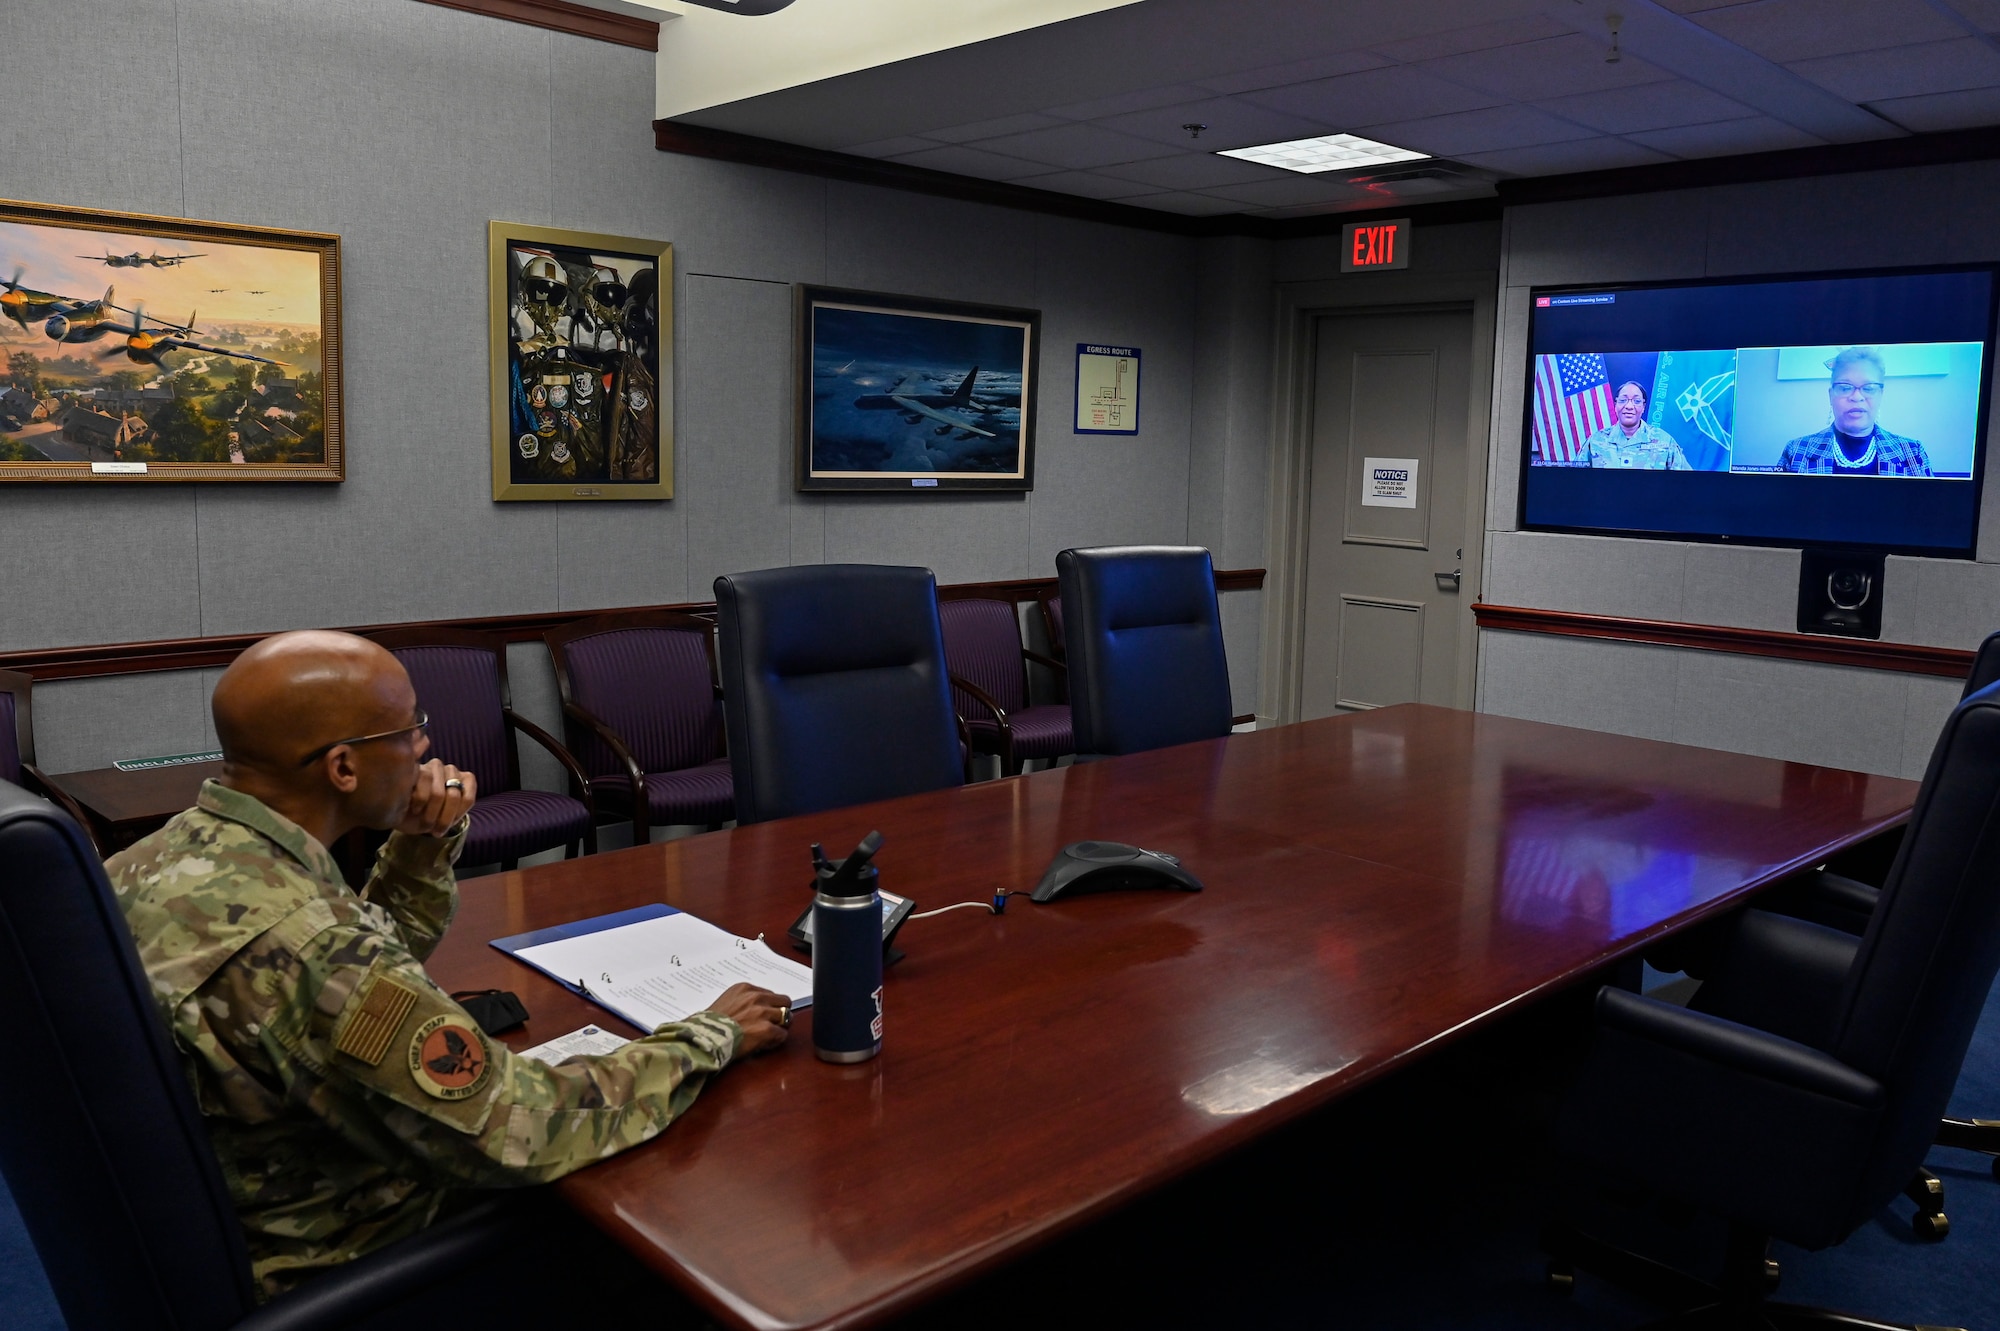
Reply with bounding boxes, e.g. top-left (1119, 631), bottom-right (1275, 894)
top-left (0, 196), bottom-right (342, 484)
top-left (795, 286), bottom-right (1039, 493)
top-left (489, 222), bottom-right (672, 502)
